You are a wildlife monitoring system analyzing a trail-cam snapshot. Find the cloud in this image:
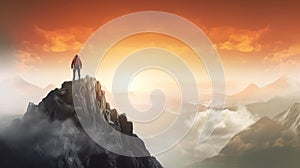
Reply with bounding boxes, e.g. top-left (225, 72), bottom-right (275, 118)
top-left (0, 114), bottom-right (104, 167)
top-left (35, 26), bottom-right (95, 53)
top-left (16, 50), bottom-right (41, 71)
top-left (188, 106), bottom-right (257, 139)
top-left (158, 106), bottom-right (257, 167)
top-left (263, 44), bottom-right (300, 75)
top-left (208, 26), bottom-right (269, 53)
top-left (187, 107), bottom-right (257, 156)
top-left (265, 44), bottom-right (300, 63)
